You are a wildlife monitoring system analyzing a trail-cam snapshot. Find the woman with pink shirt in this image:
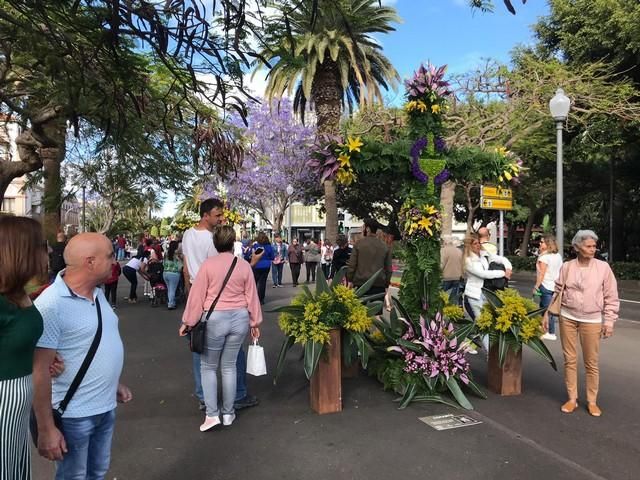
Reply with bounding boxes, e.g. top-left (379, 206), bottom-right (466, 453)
top-left (549, 230), bottom-right (619, 417)
top-left (179, 226), bottom-right (263, 431)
